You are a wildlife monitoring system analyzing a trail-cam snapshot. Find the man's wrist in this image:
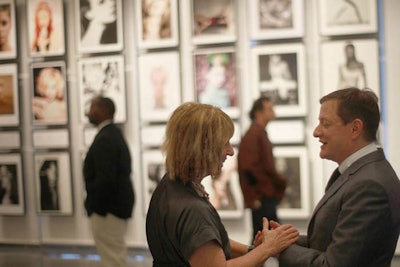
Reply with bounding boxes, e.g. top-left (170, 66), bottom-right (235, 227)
top-left (247, 244), bottom-right (254, 252)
